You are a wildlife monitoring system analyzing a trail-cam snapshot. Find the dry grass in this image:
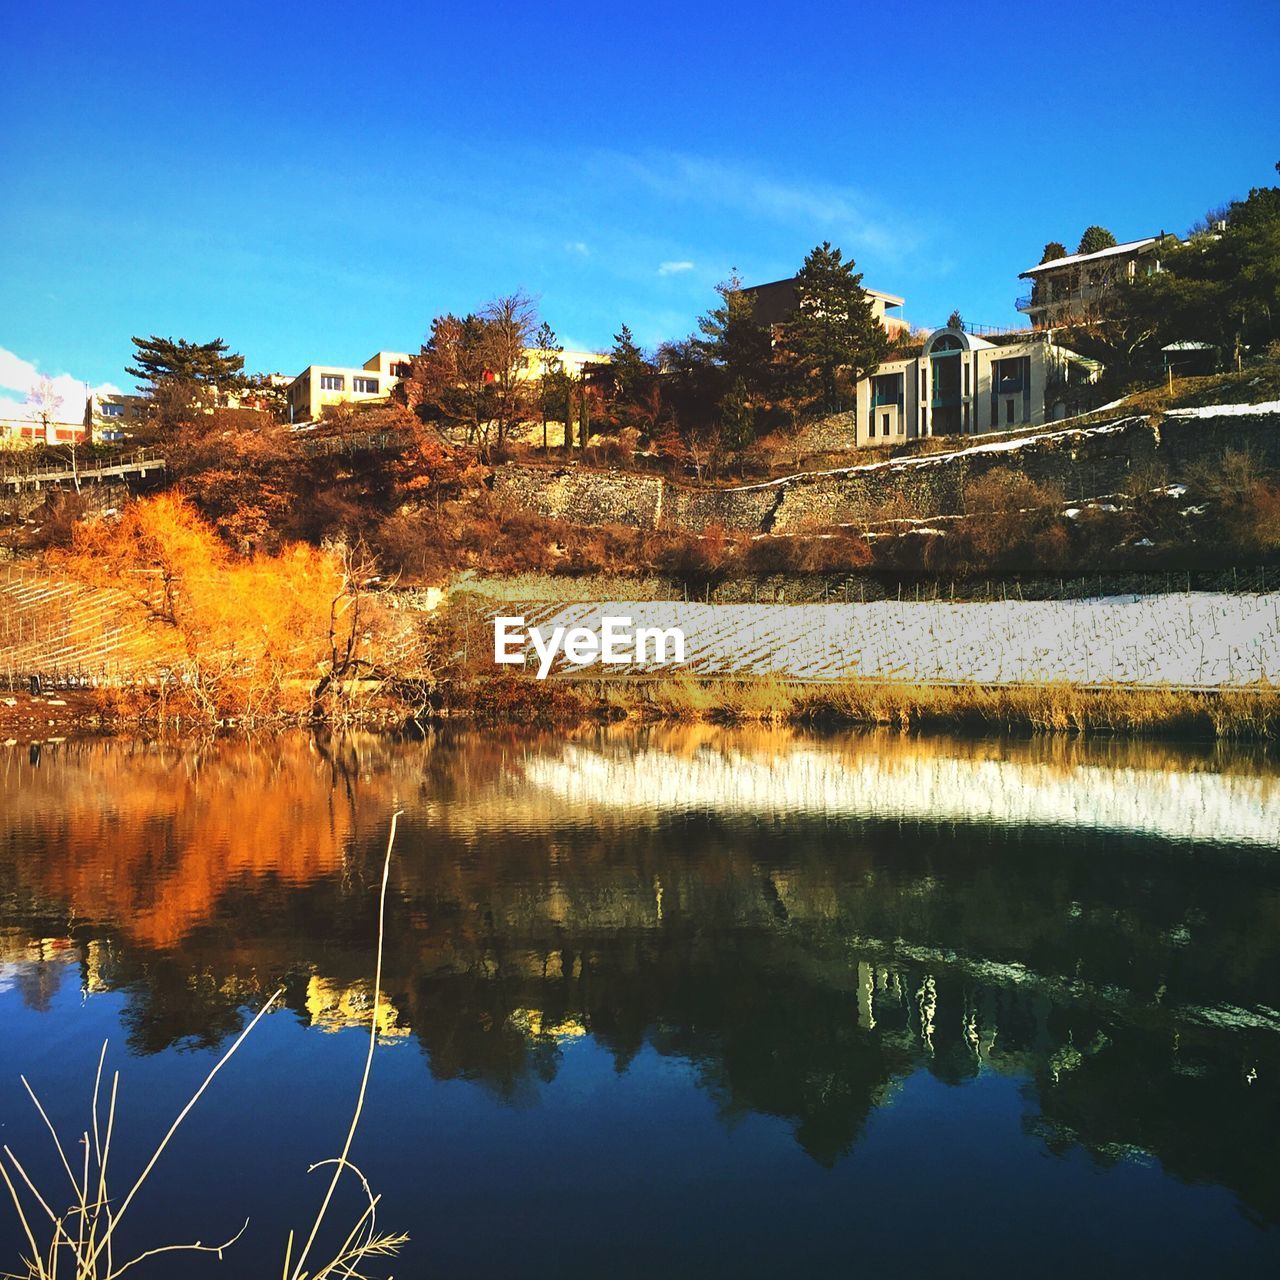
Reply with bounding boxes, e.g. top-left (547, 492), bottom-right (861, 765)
top-left (561, 675), bottom-right (1280, 739)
